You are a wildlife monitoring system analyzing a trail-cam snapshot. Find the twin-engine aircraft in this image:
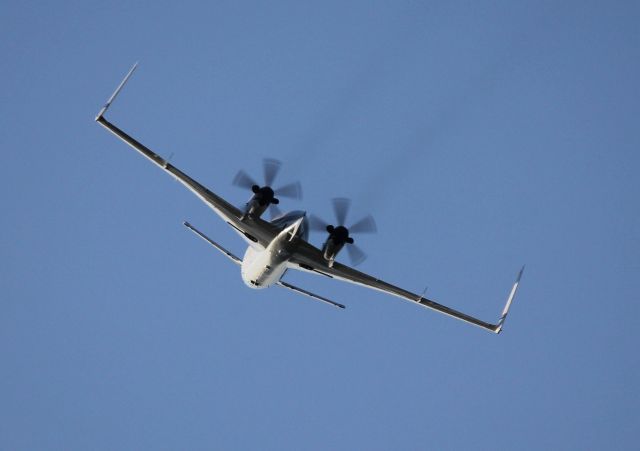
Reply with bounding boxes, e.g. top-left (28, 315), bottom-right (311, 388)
top-left (96, 64), bottom-right (524, 333)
